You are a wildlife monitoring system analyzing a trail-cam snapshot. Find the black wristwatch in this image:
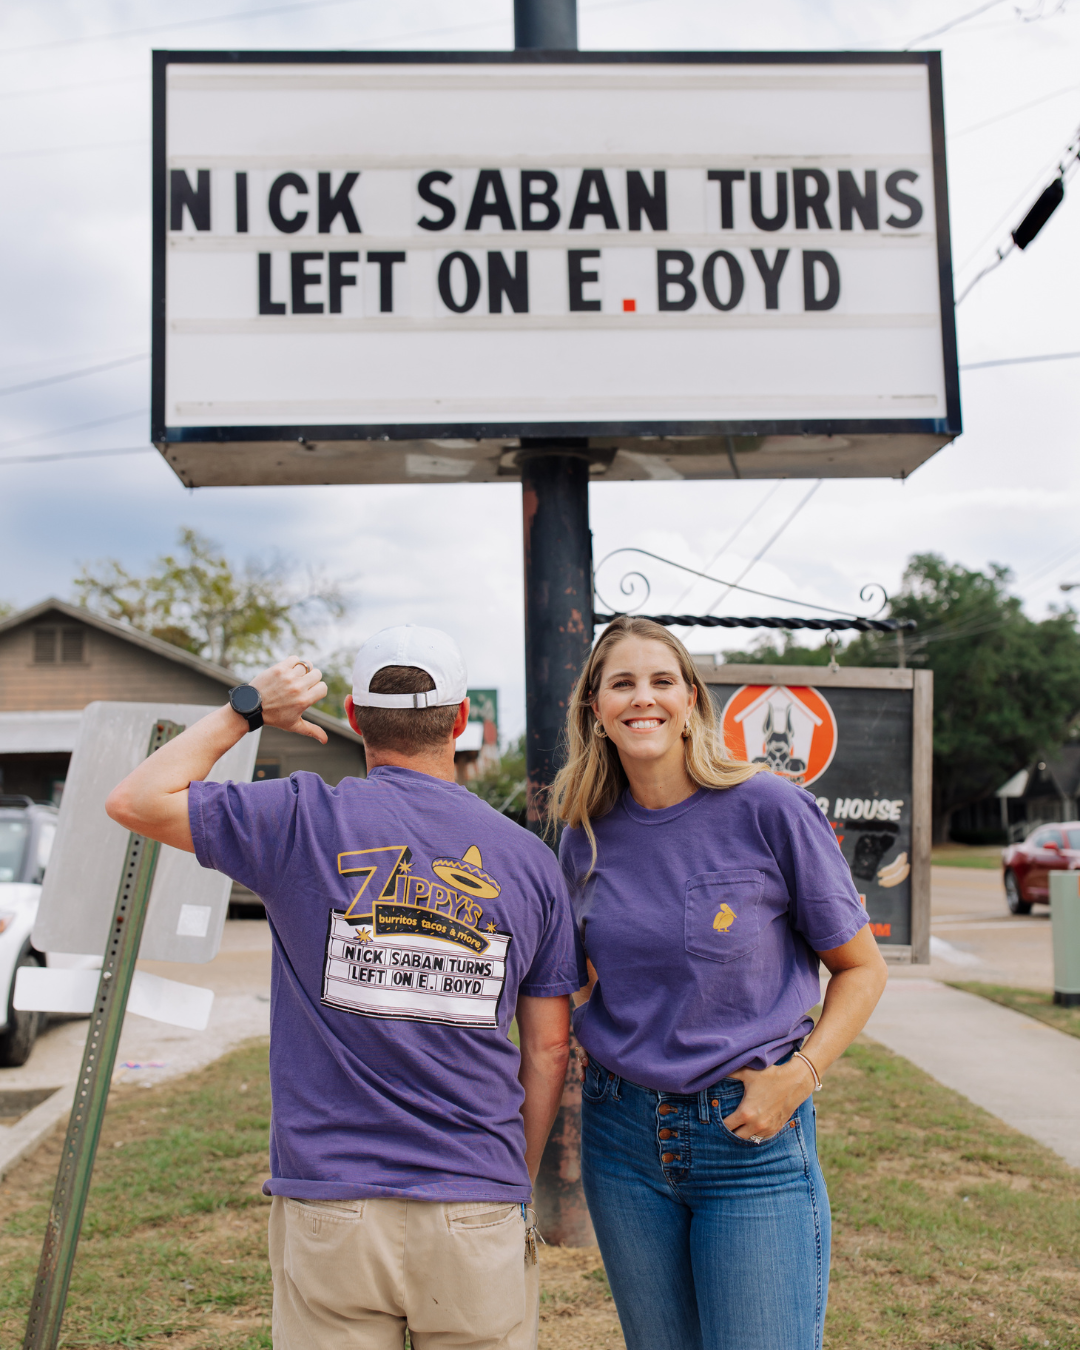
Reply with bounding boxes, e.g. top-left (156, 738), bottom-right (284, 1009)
top-left (228, 684), bottom-right (263, 731)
